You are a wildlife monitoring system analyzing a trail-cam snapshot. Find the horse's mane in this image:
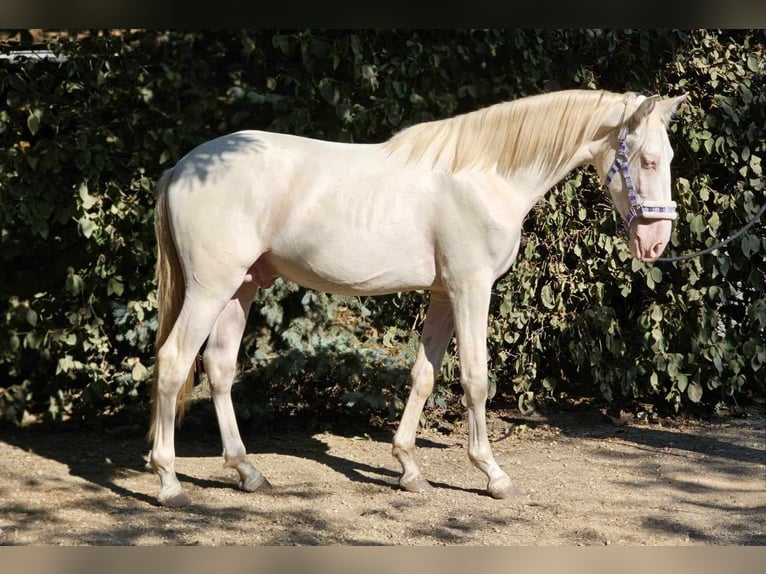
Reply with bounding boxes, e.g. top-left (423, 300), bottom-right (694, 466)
top-left (384, 89), bottom-right (641, 176)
